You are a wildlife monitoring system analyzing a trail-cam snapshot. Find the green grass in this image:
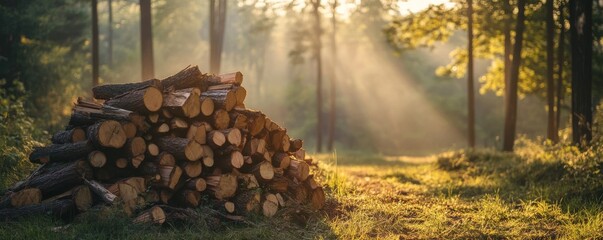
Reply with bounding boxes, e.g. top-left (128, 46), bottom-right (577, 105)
top-left (2, 147), bottom-right (603, 239)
